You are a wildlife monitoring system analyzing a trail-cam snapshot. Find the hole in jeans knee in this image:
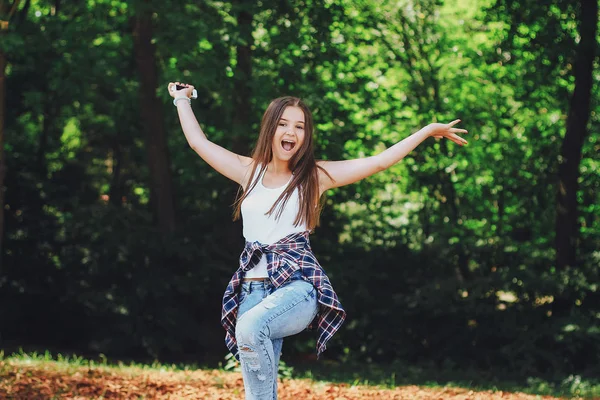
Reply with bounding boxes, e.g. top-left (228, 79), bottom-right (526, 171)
top-left (239, 345), bottom-right (261, 372)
